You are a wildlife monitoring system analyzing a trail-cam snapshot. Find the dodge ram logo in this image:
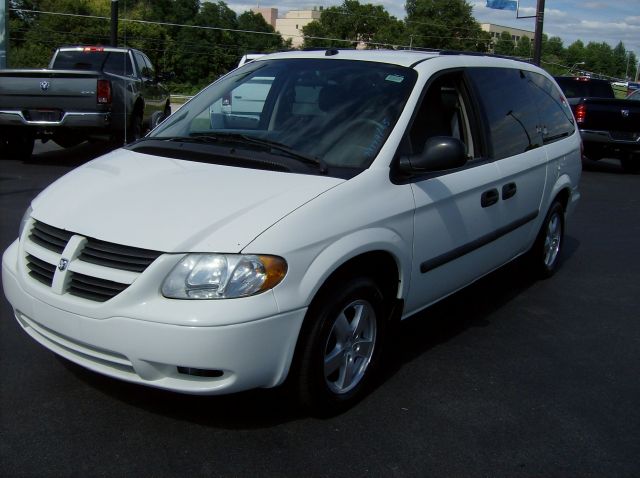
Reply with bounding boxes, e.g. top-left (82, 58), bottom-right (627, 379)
top-left (58, 258), bottom-right (69, 271)
top-left (40, 81), bottom-right (51, 92)
top-left (621, 109), bottom-right (630, 118)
